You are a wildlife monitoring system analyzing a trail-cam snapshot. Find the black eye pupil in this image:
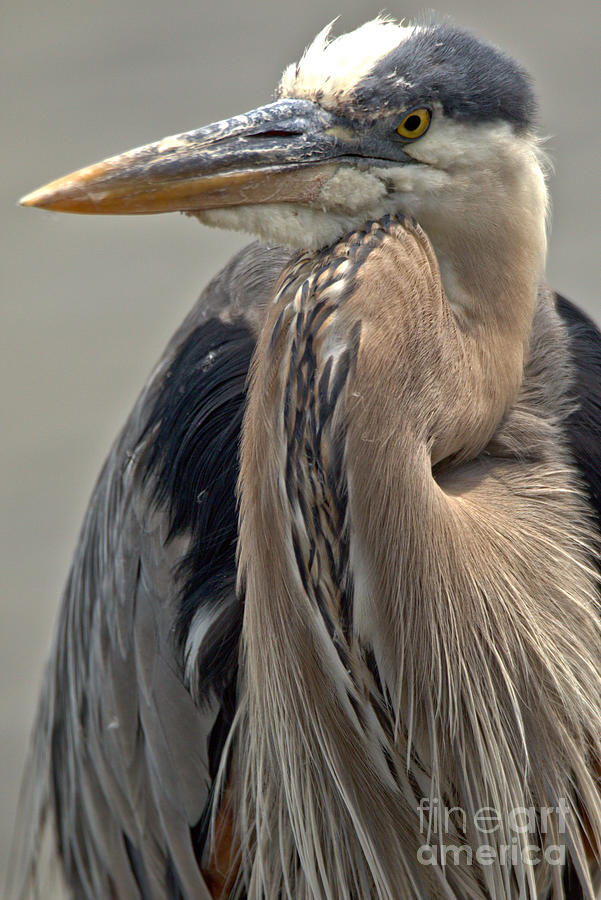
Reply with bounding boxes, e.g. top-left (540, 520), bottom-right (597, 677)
top-left (404, 114), bottom-right (422, 131)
